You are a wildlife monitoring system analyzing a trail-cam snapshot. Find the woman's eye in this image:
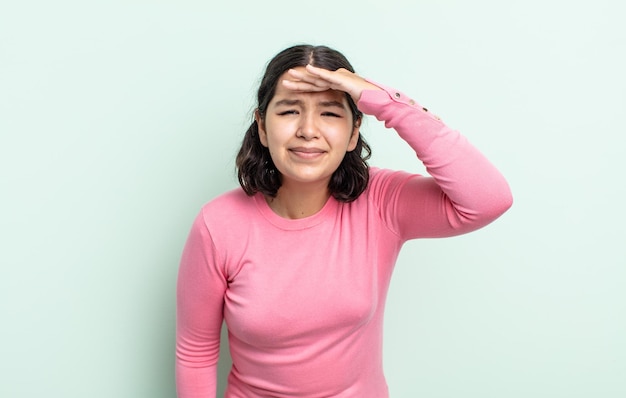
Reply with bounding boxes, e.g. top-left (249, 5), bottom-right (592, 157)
top-left (322, 112), bottom-right (341, 117)
top-left (278, 110), bottom-right (298, 115)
